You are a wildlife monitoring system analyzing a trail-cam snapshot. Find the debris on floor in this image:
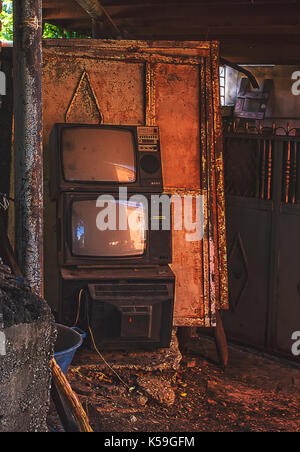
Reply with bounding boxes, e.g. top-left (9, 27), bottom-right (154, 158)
top-left (47, 336), bottom-right (300, 432)
top-left (73, 330), bottom-right (182, 373)
top-left (136, 375), bottom-right (176, 408)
